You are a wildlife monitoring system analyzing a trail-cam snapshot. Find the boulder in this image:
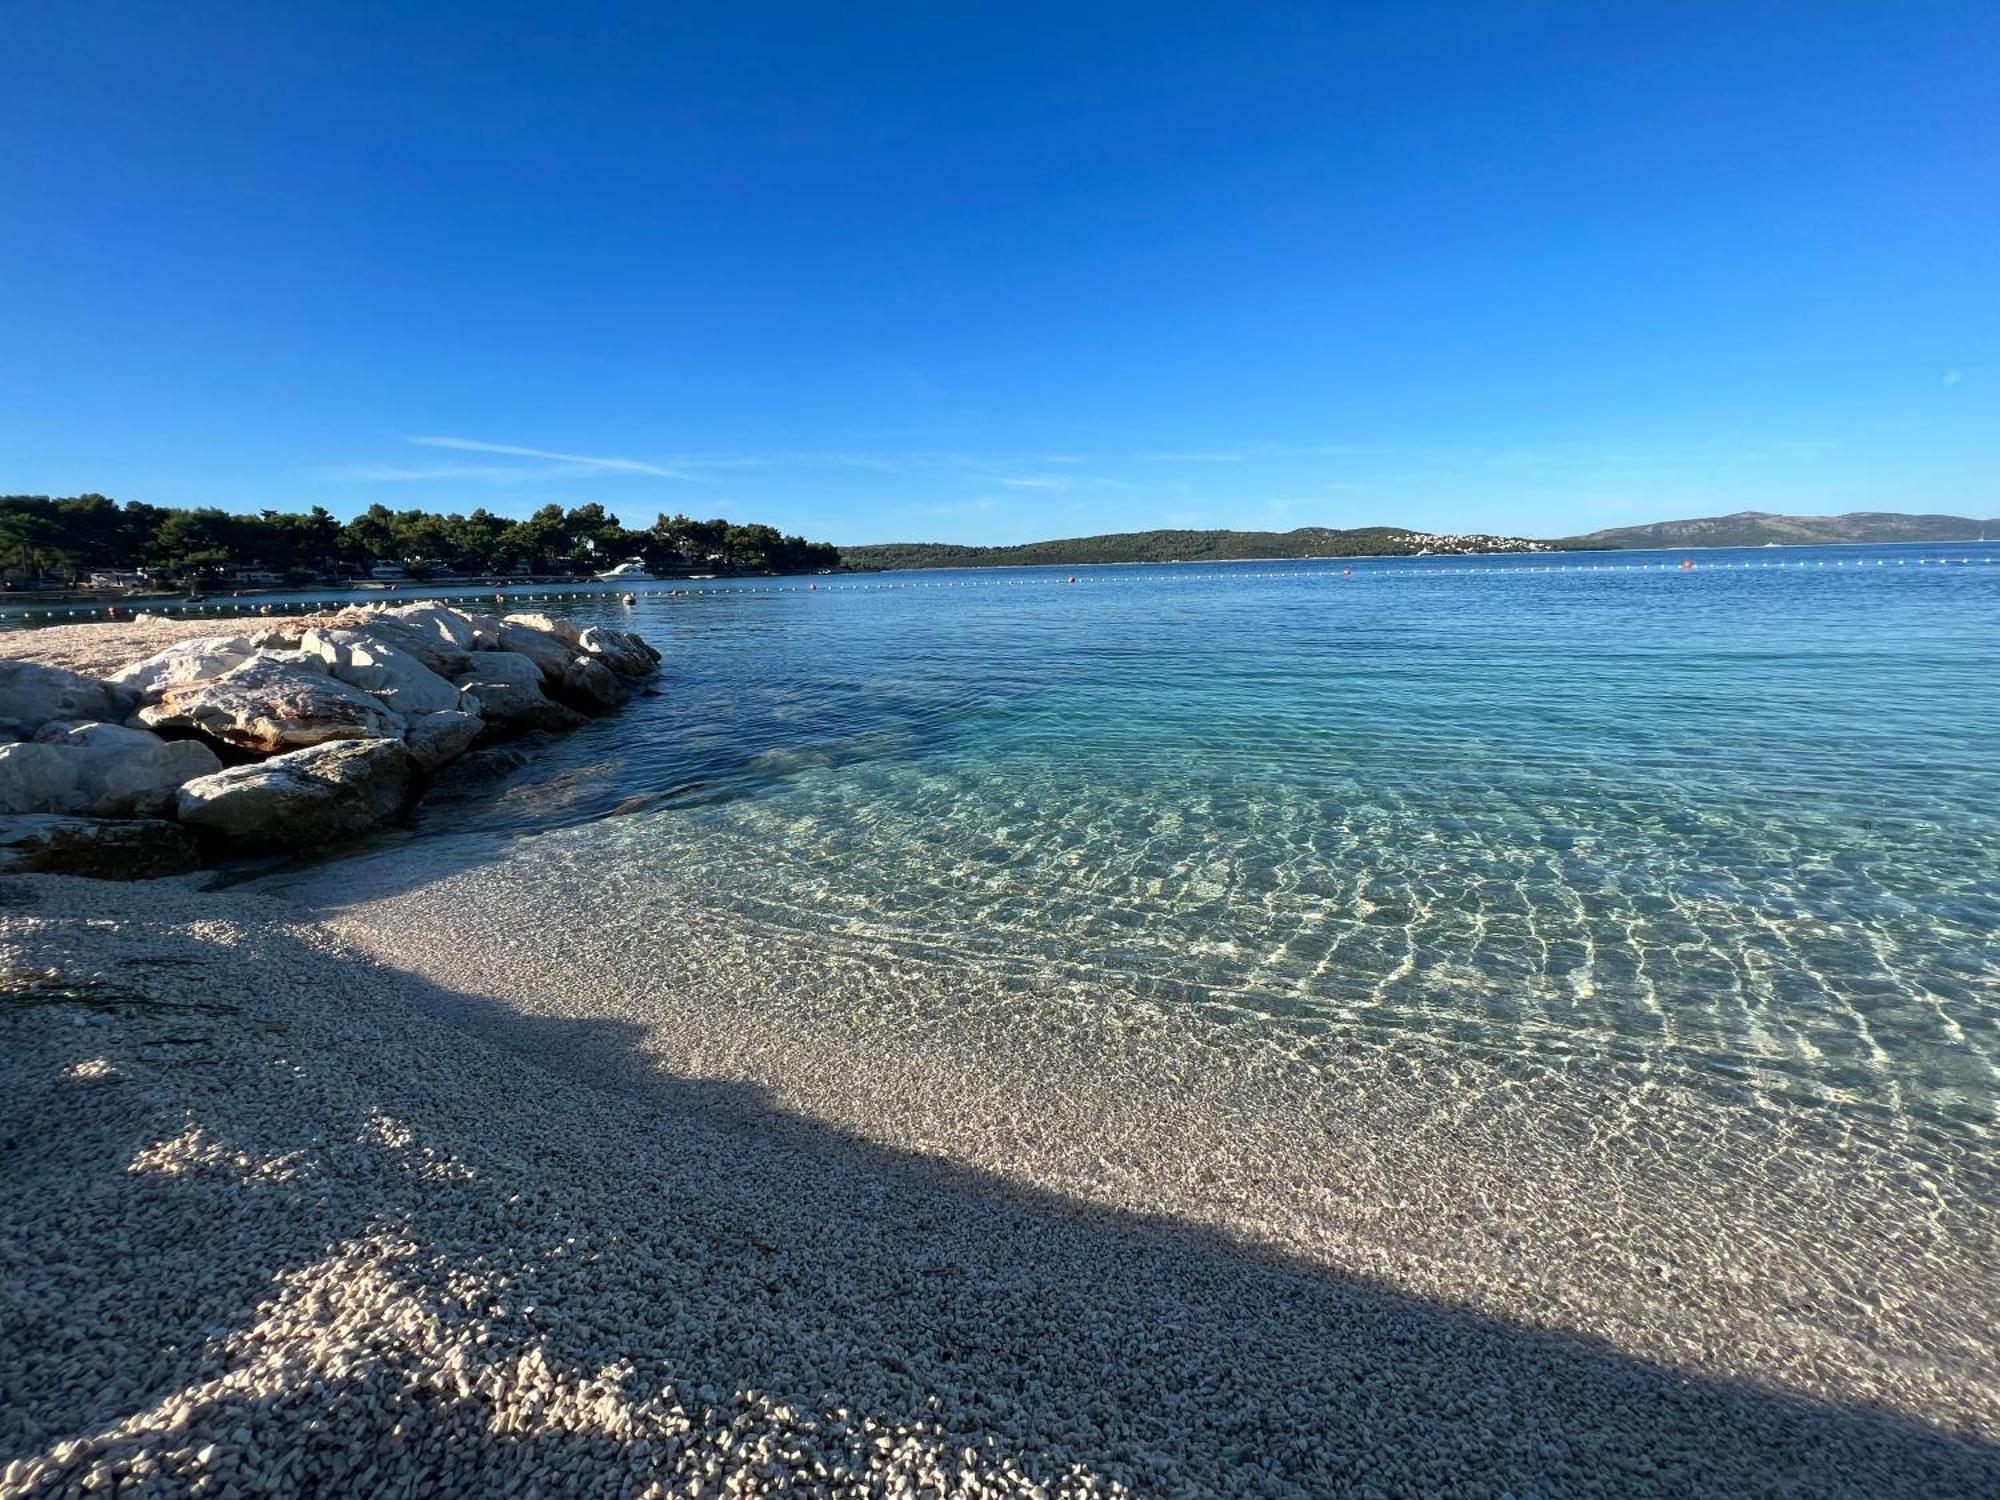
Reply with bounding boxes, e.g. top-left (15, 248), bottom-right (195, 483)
top-left (577, 624), bottom-right (659, 678)
top-left (494, 619), bottom-right (575, 681)
top-left (299, 628), bottom-right (467, 717)
top-left (0, 730), bottom-right (223, 818)
top-left (502, 611), bottom-right (584, 646)
top-left (452, 651), bottom-right (585, 731)
top-left (105, 634), bottom-right (258, 700)
top-left (282, 607), bottom-right (471, 678)
top-left (405, 709), bottom-right (483, 773)
top-left (382, 603), bottom-right (479, 653)
top-left (0, 661), bottom-right (132, 737)
top-left (33, 720), bottom-right (162, 748)
top-left (561, 654), bottom-right (629, 710)
top-left (177, 737), bottom-right (411, 850)
top-left (136, 655), bottom-right (405, 753)
top-left (0, 815), bottom-right (201, 879)
top-left (456, 611), bottom-right (506, 650)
